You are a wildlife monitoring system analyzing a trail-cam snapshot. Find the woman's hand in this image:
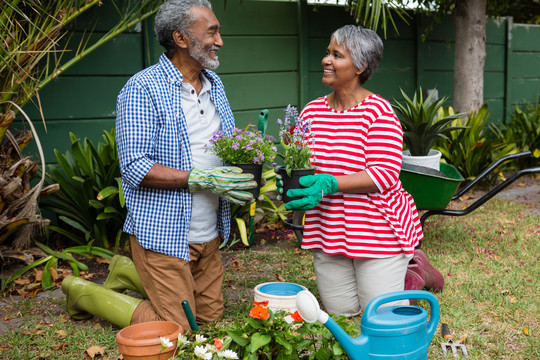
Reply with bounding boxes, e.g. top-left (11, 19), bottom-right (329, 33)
top-left (285, 174), bottom-right (338, 211)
